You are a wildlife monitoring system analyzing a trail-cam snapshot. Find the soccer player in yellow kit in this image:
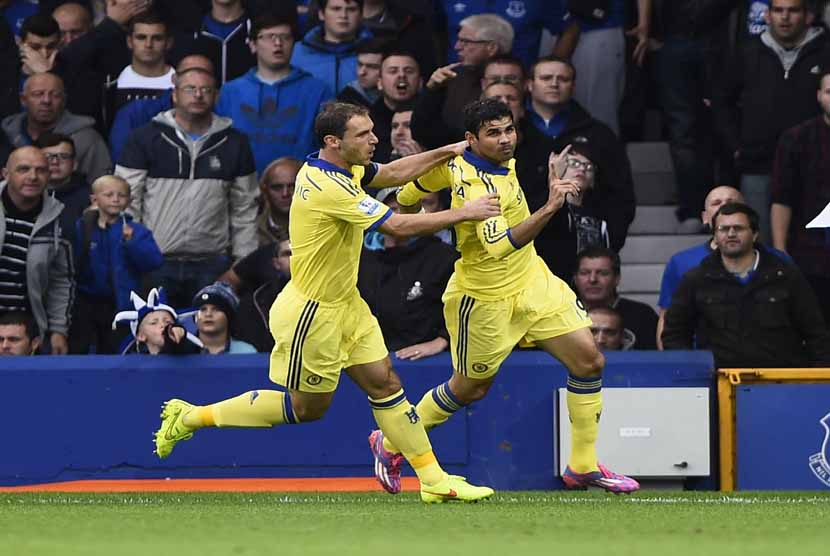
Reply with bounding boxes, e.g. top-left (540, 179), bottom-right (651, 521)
top-left (154, 102), bottom-right (500, 503)
top-left (369, 98), bottom-right (640, 493)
